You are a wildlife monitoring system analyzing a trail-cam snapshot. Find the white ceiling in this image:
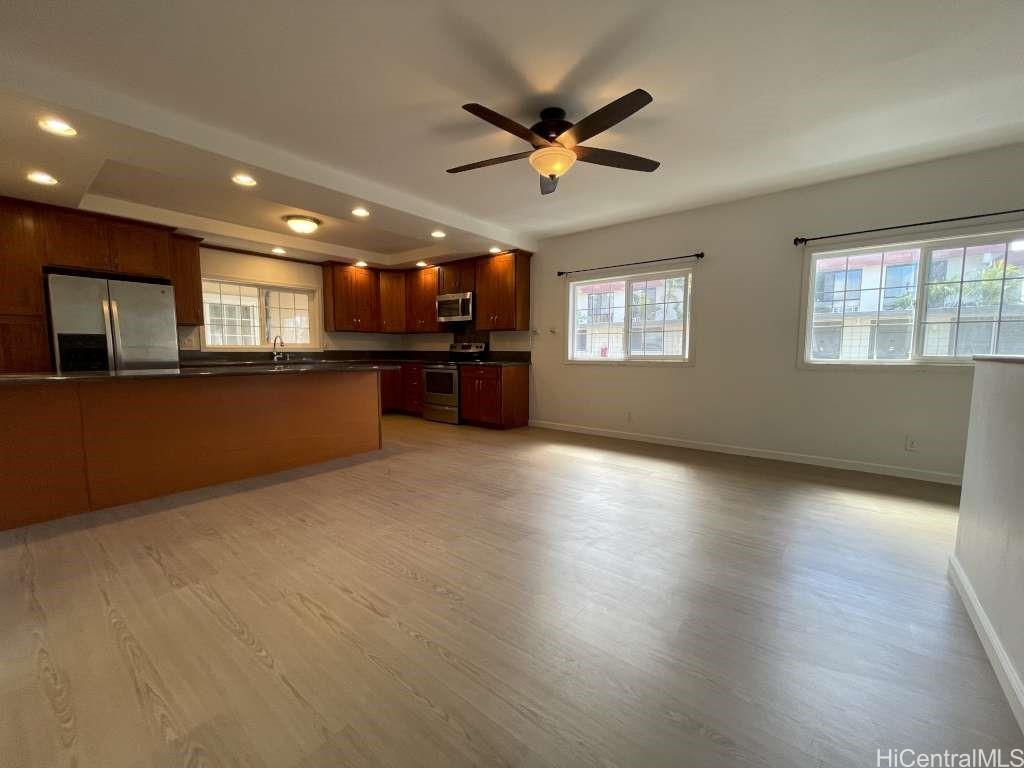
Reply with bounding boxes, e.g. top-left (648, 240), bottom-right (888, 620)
top-left (1, 0), bottom-right (1023, 247)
